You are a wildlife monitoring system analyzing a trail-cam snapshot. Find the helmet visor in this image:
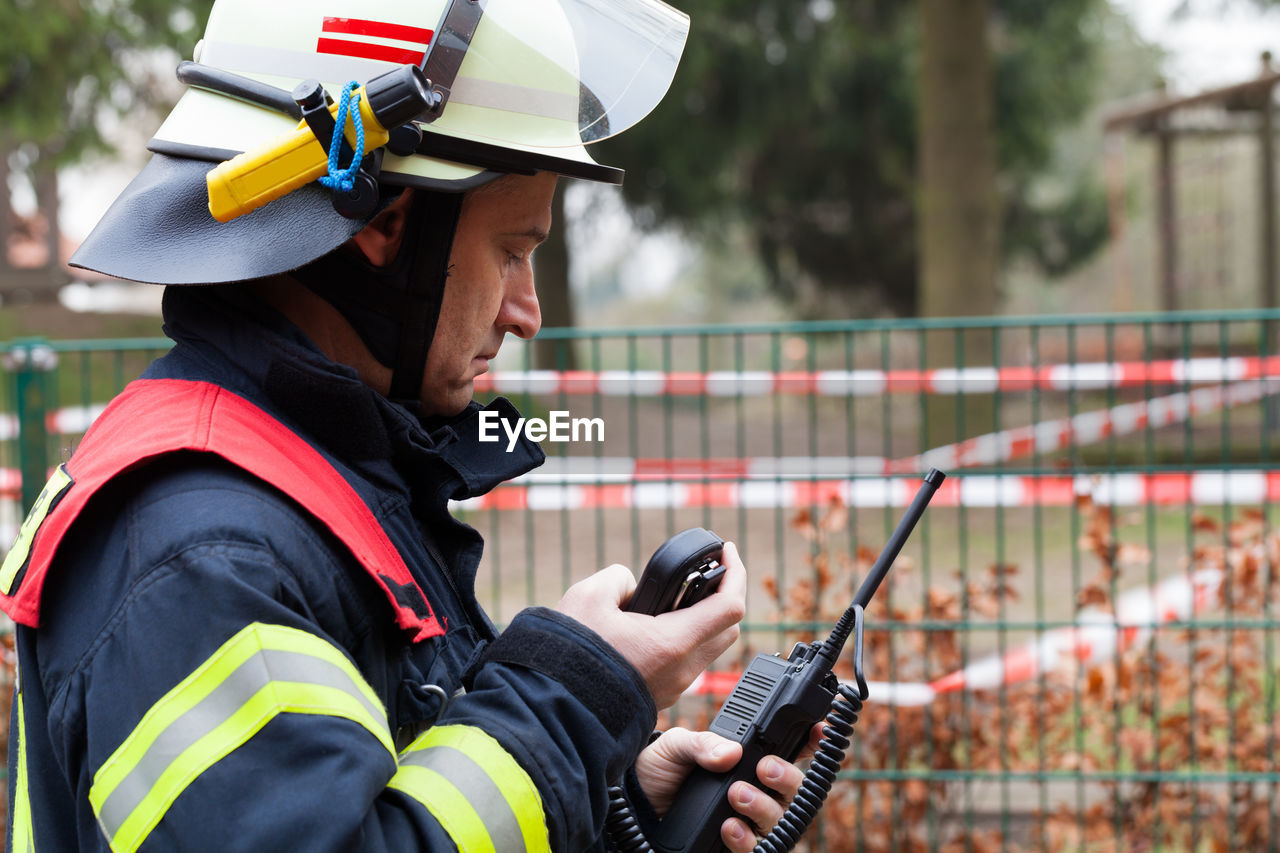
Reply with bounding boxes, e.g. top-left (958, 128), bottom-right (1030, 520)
top-left (432, 0), bottom-right (689, 148)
